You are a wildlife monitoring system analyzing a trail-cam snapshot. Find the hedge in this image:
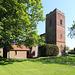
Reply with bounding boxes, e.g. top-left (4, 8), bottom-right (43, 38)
top-left (39, 44), bottom-right (59, 57)
top-left (68, 50), bottom-right (75, 54)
